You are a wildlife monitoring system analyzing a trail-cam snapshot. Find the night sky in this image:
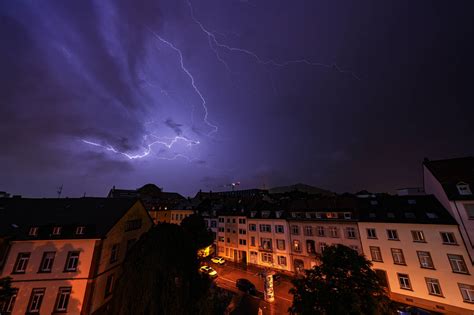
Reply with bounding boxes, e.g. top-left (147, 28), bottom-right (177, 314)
top-left (1, 1), bottom-right (473, 197)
